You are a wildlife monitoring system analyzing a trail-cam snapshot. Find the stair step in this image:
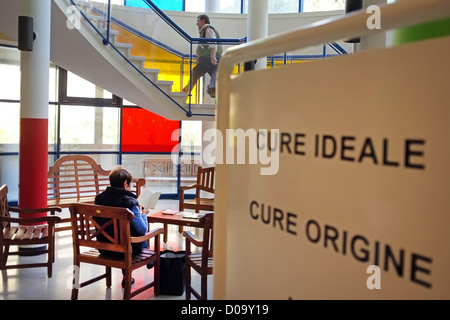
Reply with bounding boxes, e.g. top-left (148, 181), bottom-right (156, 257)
top-left (86, 13), bottom-right (105, 23)
top-left (171, 92), bottom-right (188, 97)
top-left (114, 42), bottom-right (132, 55)
top-left (156, 80), bottom-right (174, 94)
top-left (142, 68), bottom-right (160, 82)
top-left (143, 67), bottom-right (159, 74)
top-left (128, 55), bottom-right (147, 69)
top-left (115, 42), bottom-right (132, 49)
top-left (170, 92), bottom-right (189, 105)
top-left (156, 80), bottom-right (173, 86)
top-left (189, 103), bottom-right (216, 116)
